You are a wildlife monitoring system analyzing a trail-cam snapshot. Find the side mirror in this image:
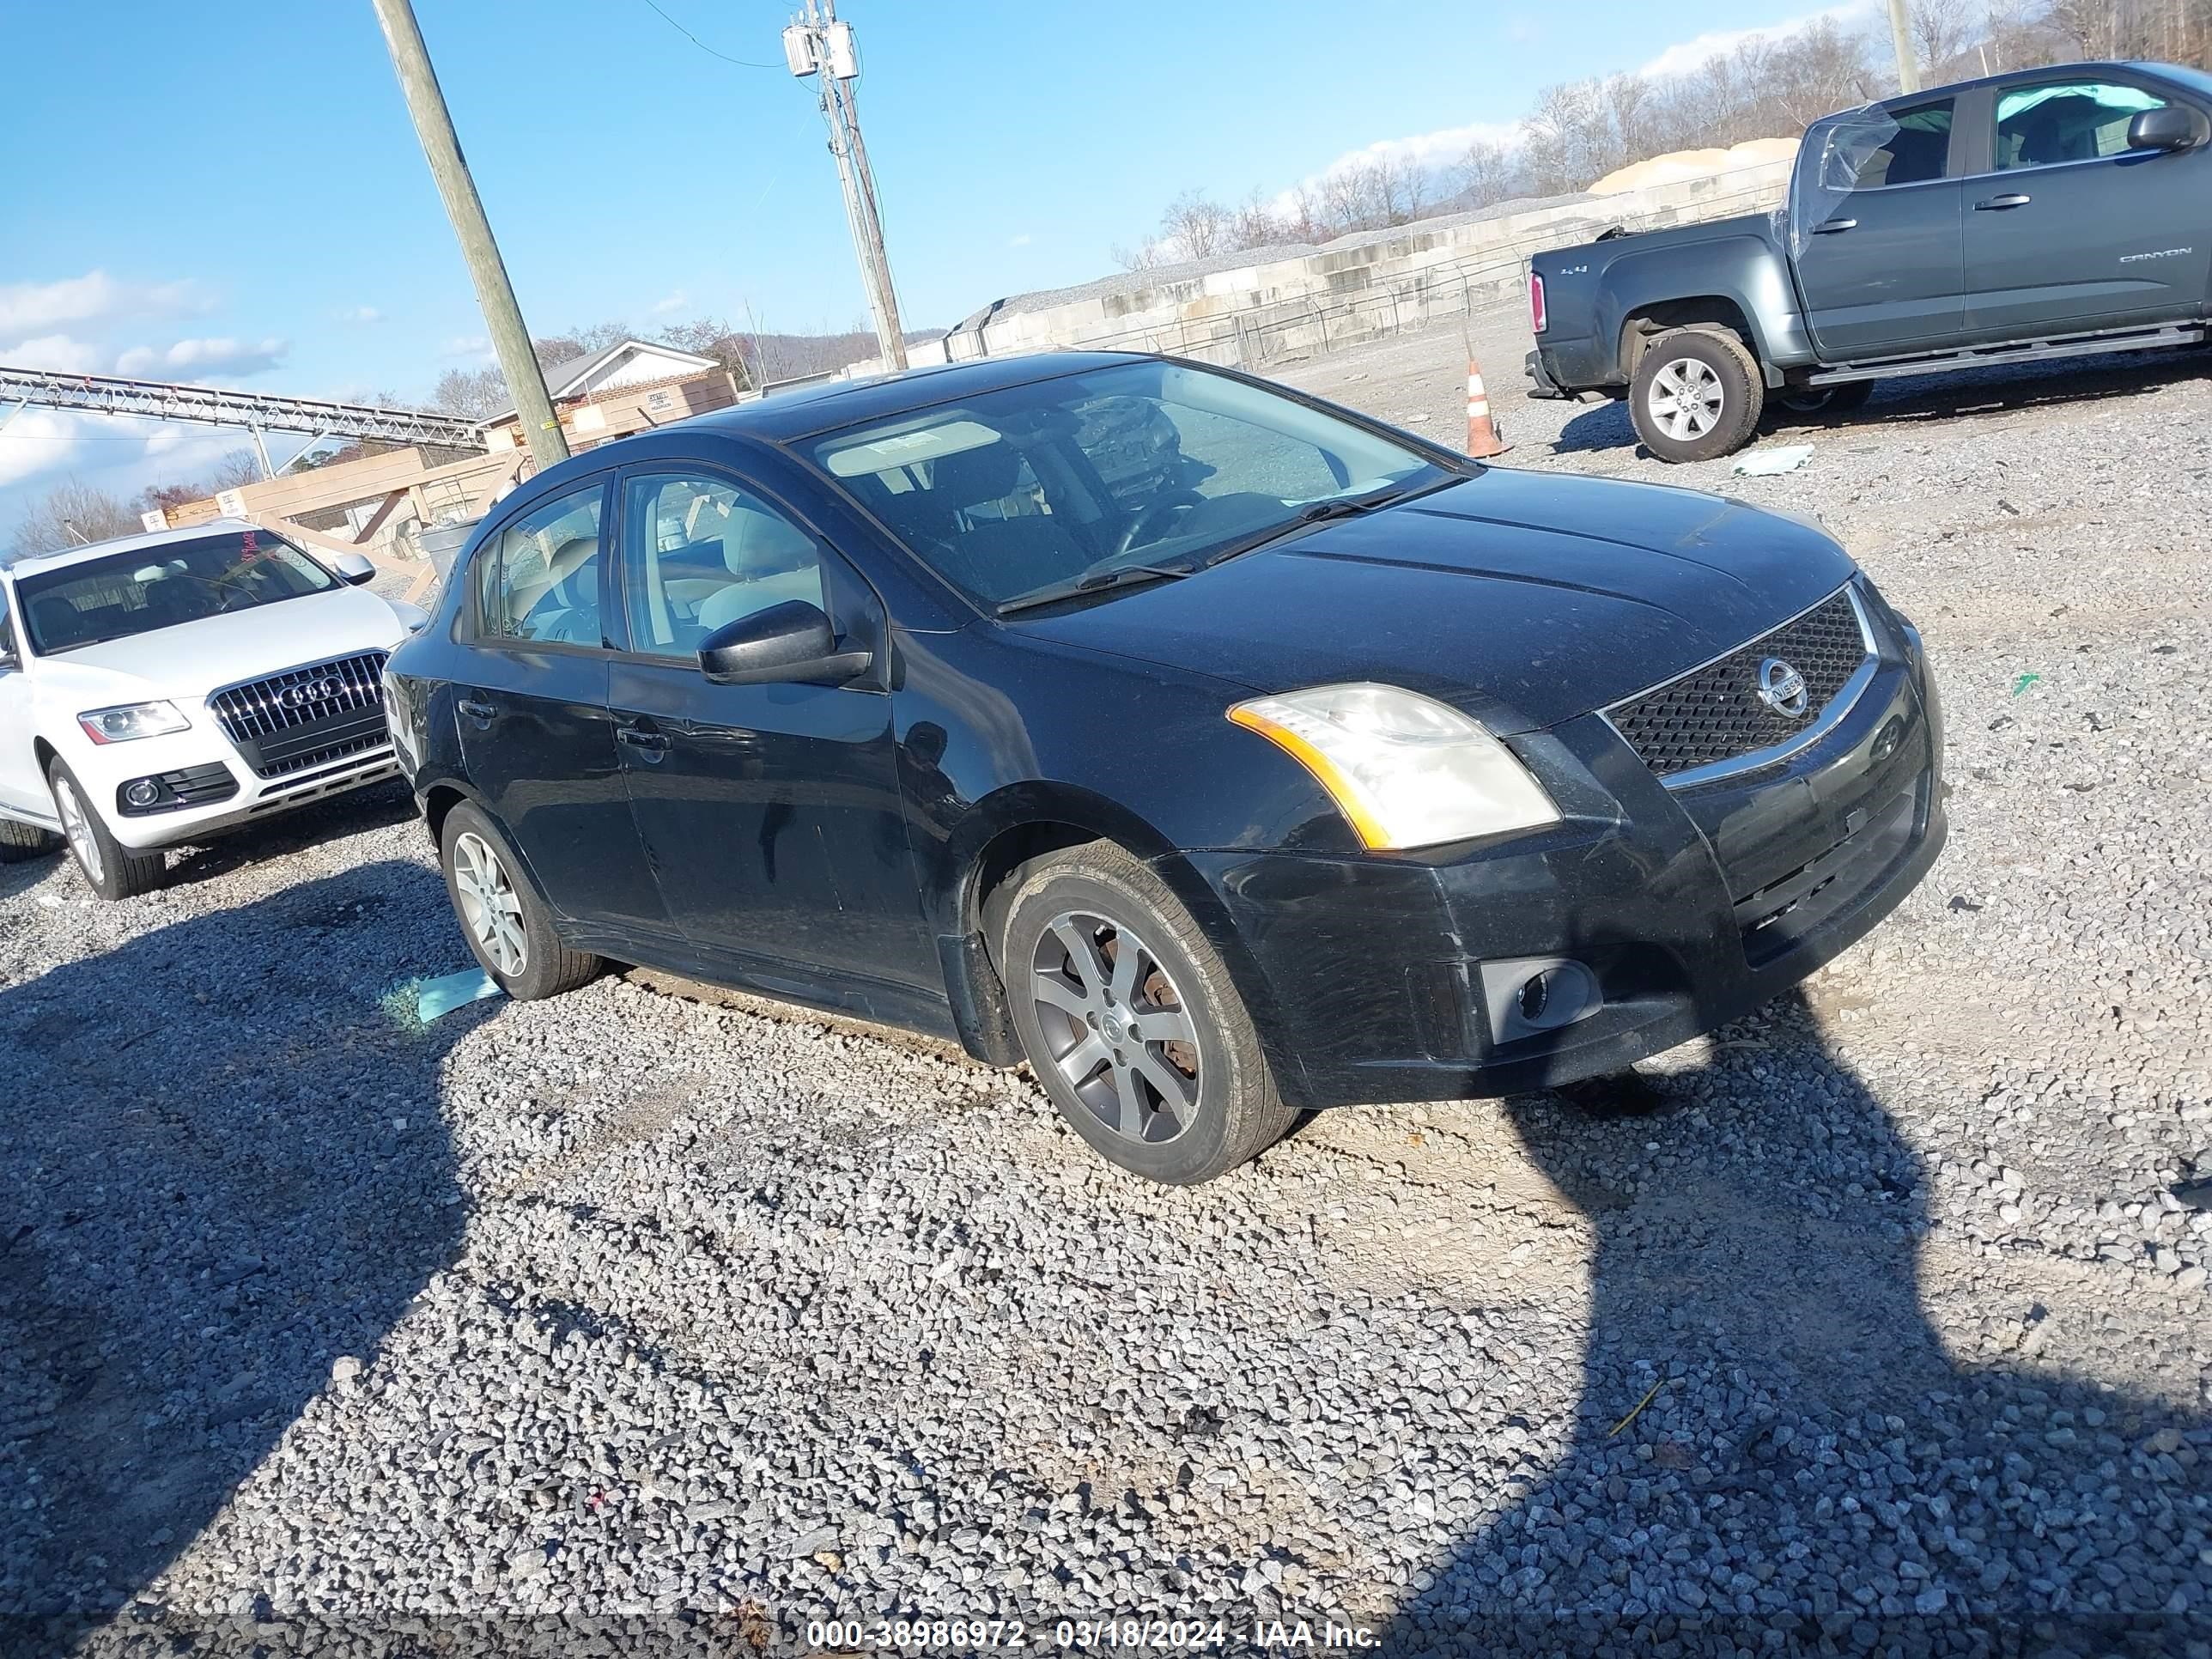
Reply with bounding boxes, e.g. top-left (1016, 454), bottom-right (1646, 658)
top-left (331, 550), bottom-right (377, 586)
top-left (2130, 105), bottom-right (2198, 152)
top-left (698, 600), bottom-right (872, 688)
